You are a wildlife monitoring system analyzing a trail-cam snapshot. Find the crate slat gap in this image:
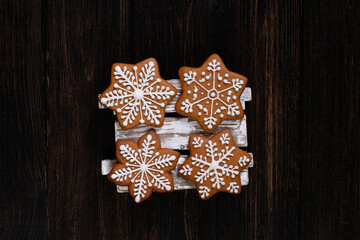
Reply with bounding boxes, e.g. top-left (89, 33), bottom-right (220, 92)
top-left (99, 78), bottom-right (253, 193)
